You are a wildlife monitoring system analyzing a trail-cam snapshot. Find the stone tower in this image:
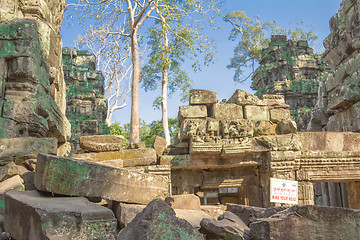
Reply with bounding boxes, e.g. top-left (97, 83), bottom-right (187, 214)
top-left (63, 48), bottom-right (110, 154)
top-left (251, 35), bottom-right (328, 130)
